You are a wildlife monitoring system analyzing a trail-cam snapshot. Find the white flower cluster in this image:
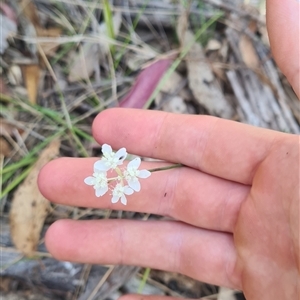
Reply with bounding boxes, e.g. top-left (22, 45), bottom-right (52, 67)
top-left (84, 144), bottom-right (151, 205)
